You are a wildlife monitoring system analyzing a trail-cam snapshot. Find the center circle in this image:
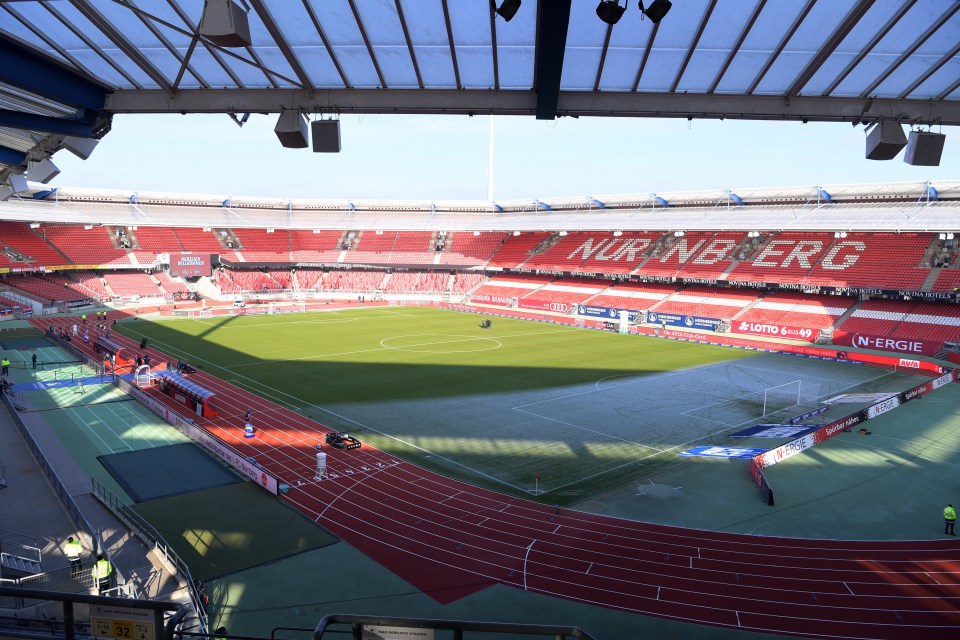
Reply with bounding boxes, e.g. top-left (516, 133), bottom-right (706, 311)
top-left (380, 334), bottom-right (503, 354)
